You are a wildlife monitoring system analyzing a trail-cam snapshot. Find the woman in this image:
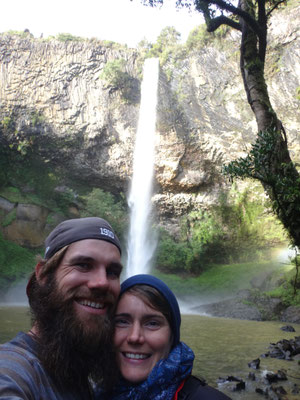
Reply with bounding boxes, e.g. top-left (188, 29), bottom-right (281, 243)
top-left (99, 274), bottom-right (231, 400)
